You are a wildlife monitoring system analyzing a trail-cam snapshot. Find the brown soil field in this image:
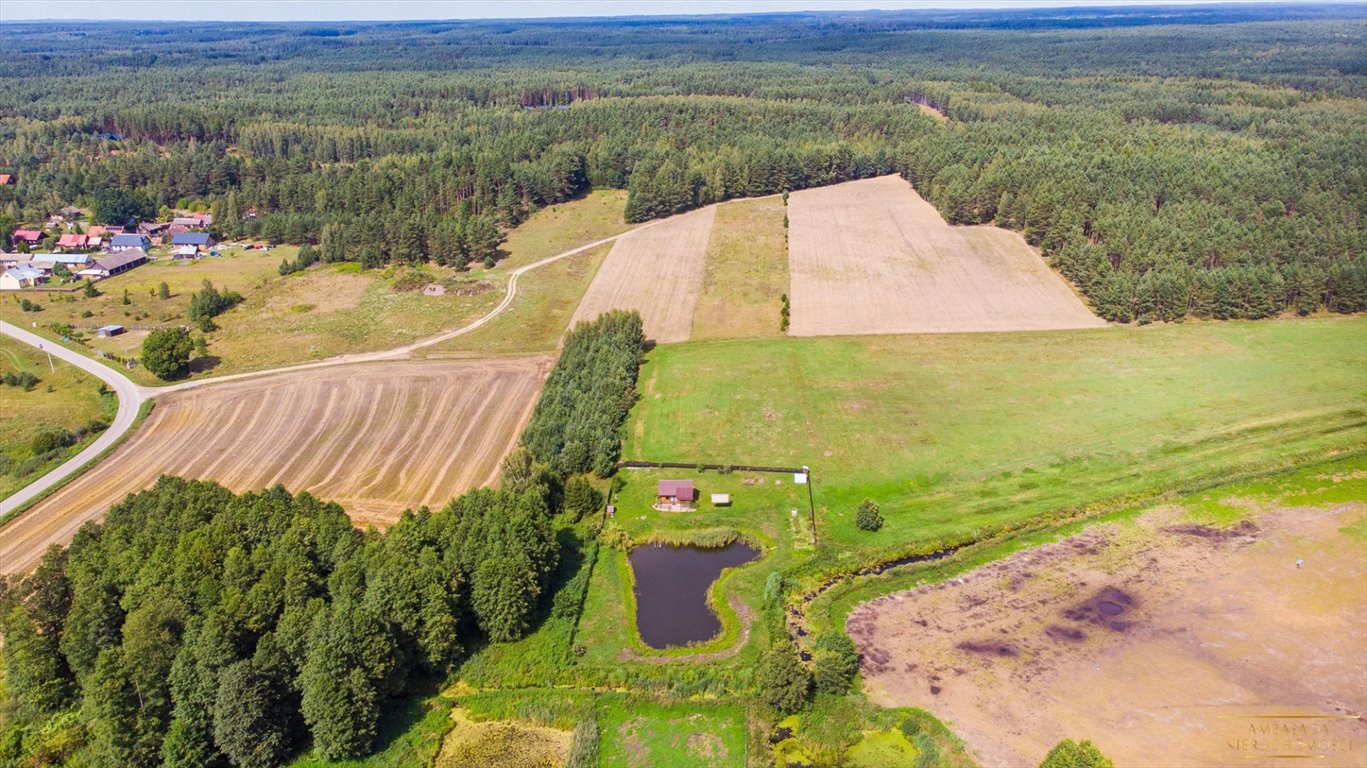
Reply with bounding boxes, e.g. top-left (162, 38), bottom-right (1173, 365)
top-left (787, 175), bottom-right (1106, 336)
top-left (570, 205), bottom-right (716, 343)
top-left (0, 358), bottom-right (550, 574)
top-left (848, 502), bottom-right (1367, 768)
